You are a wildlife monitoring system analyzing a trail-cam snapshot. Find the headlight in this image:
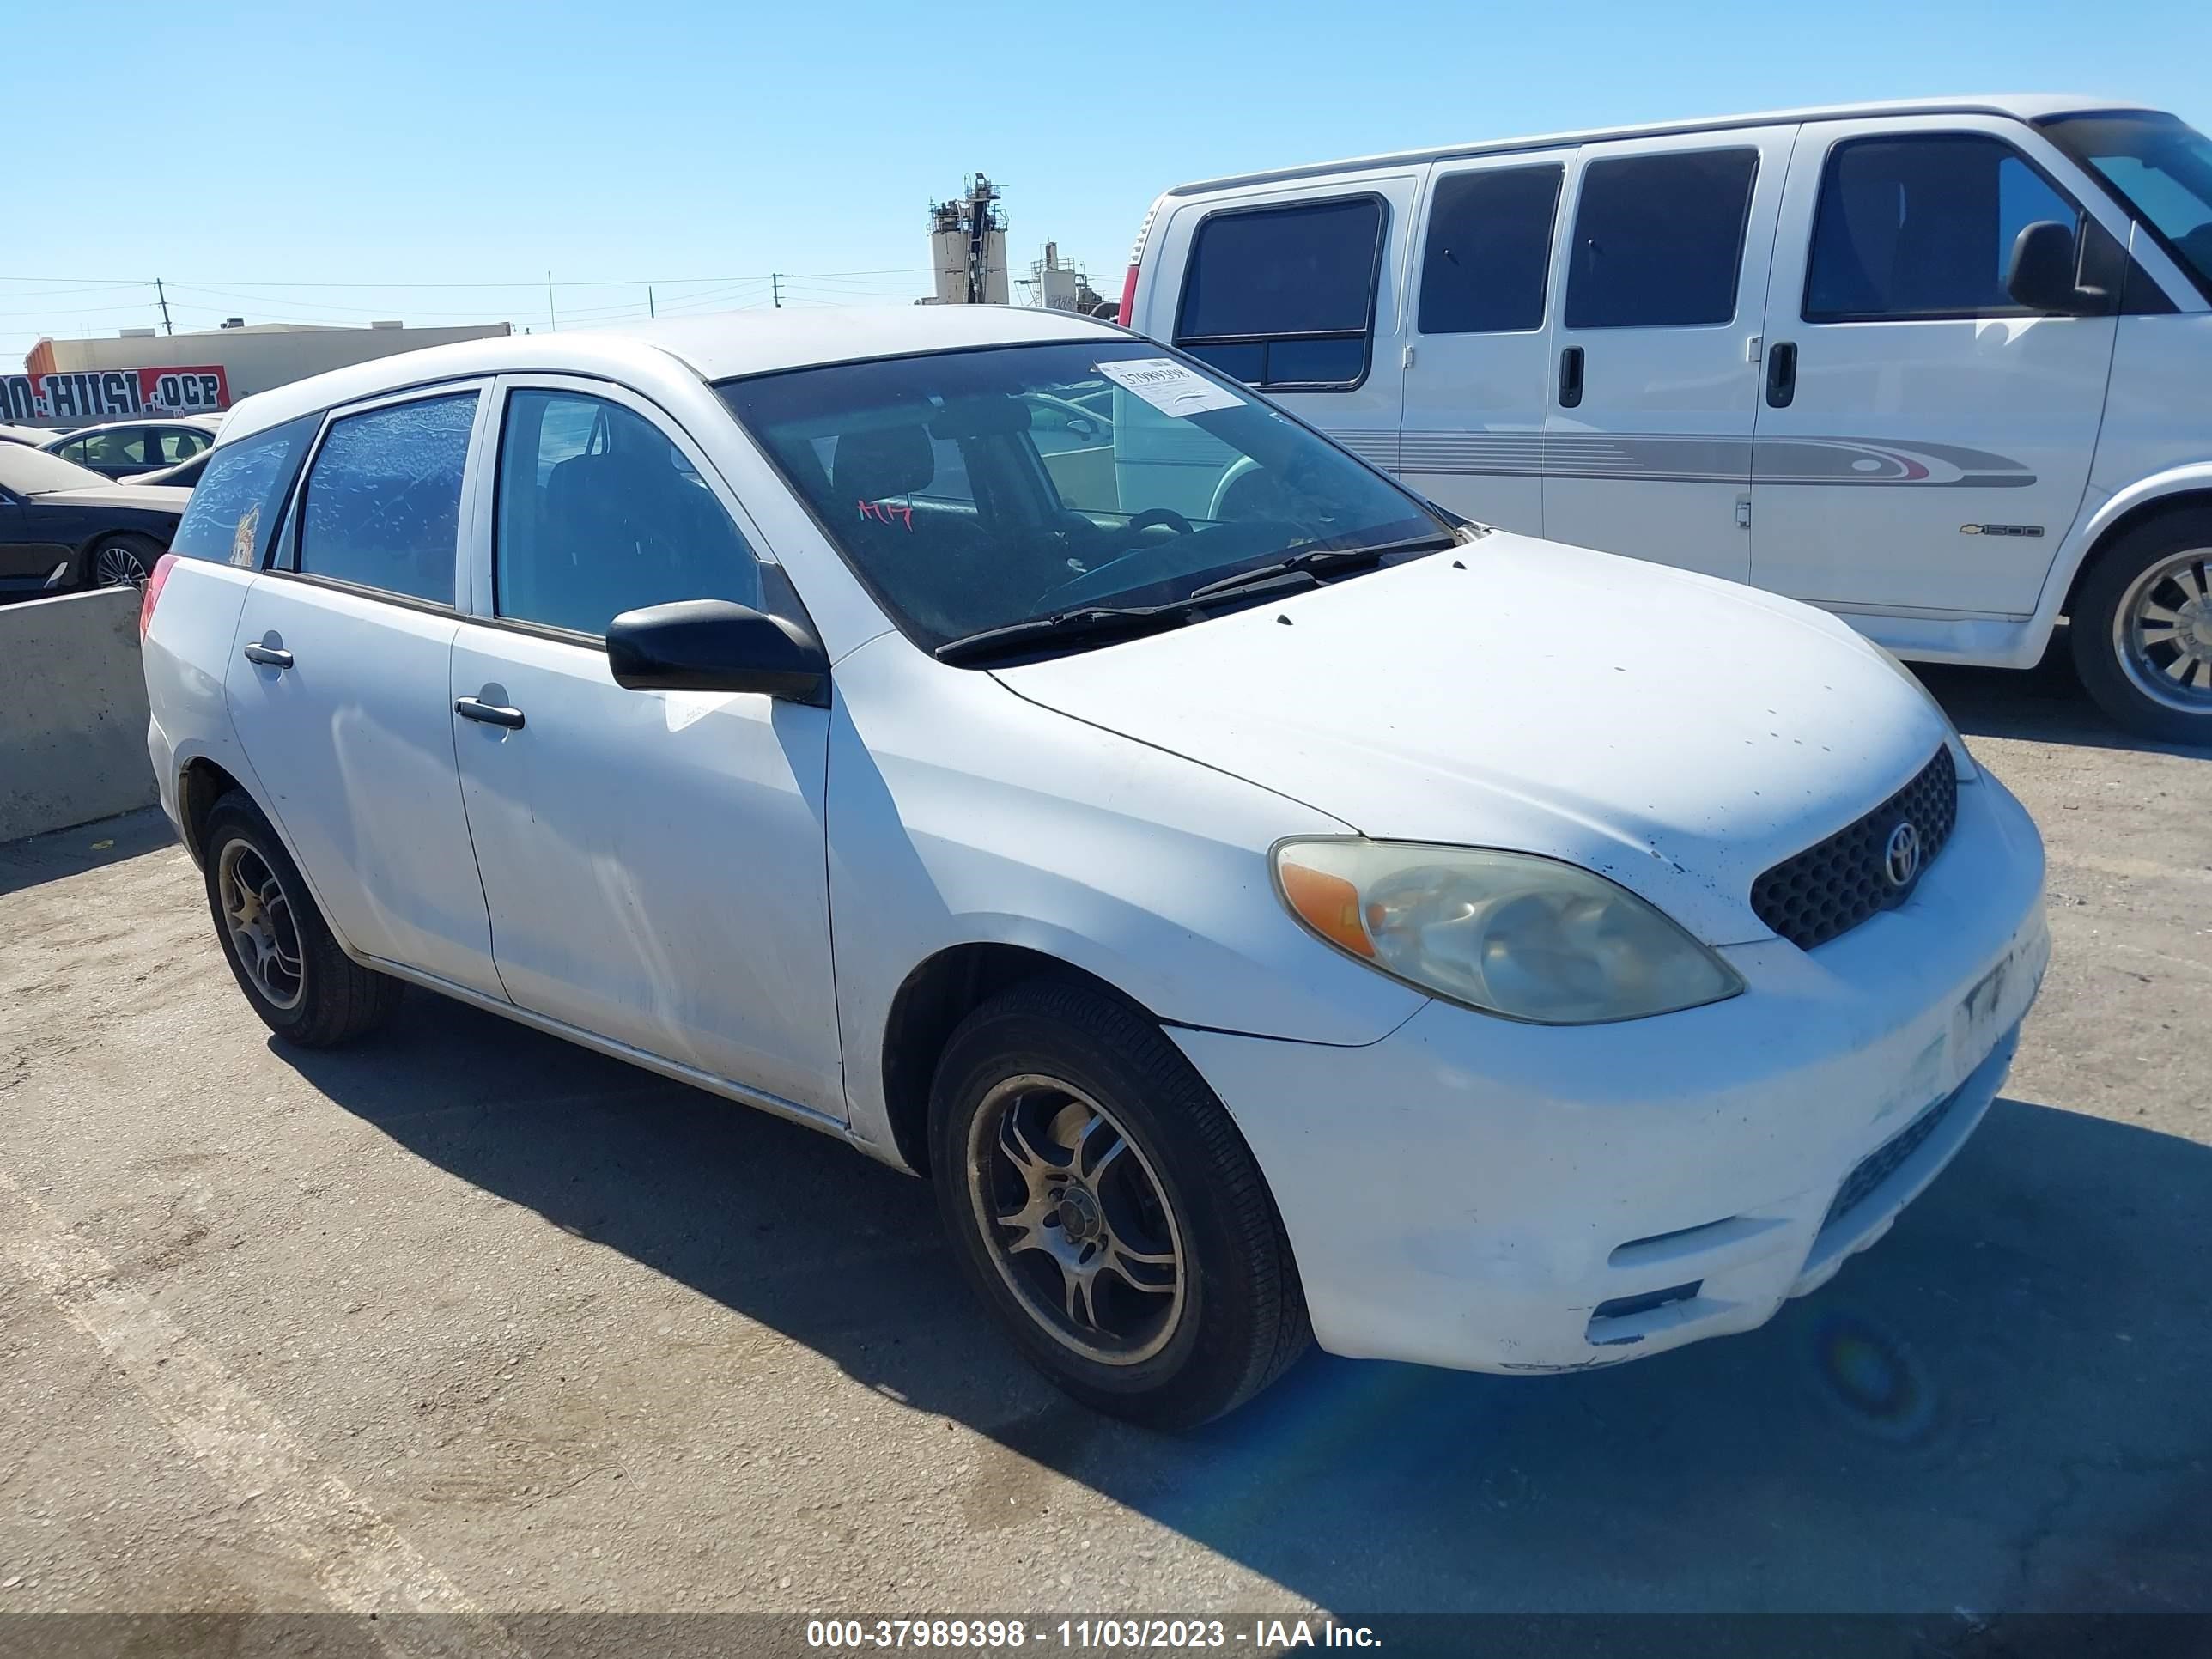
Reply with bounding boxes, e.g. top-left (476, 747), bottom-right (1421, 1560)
top-left (1273, 839), bottom-right (1743, 1025)
top-left (1869, 644), bottom-right (1978, 782)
